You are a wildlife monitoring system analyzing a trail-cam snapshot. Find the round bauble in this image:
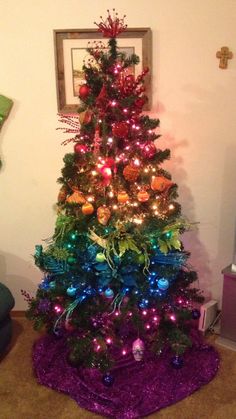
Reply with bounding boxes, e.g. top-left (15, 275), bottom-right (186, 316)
top-left (112, 121), bottom-right (129, 138)
top-left (67, 256), bottom-right (77, 265)
top-left (104, 288), bottom-right (114, 299)
top-left (95, 252), bottom-right (106, 263)
top-left (142, 141), bottom-right (157, 159)
top-left (171, 355), bottom-right (184, 369)
top-left (102, 372), bottom-right (114, 387)
top-left (79, 84), bottom-right (91, 100)
top-left (74, 143), bottom-right (88, 154)
top-left (137, 190), bottom-right (150, 202)
top-left (192, 309), bottom-right (201, 320)
top-left (157, 278), bottom-right (169, 291)
top-left (117, 191), bottom-right (129, 204)
top-left (135, 97), bottom-right (146, 108)
top-left (123, 165), bottom-right (139, 182)
top-left (82, 202), bottom-right (94, 215)
top-left (66, 285), bottom-right (77, 297)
